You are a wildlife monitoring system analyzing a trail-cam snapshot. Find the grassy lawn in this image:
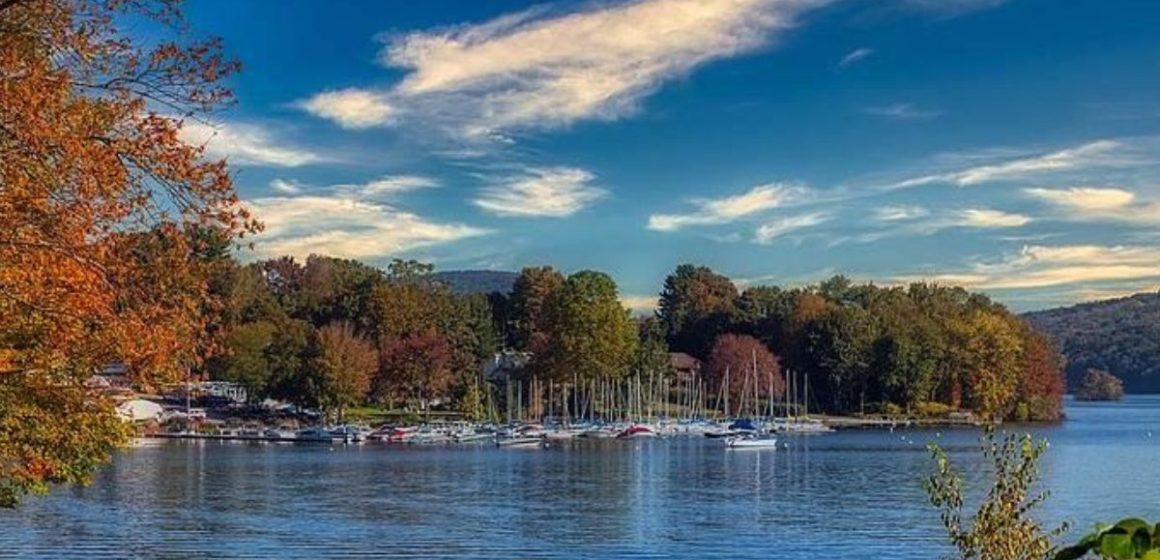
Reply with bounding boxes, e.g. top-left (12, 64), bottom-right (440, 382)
top-left (343, 406), bottom-right (465, 425)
